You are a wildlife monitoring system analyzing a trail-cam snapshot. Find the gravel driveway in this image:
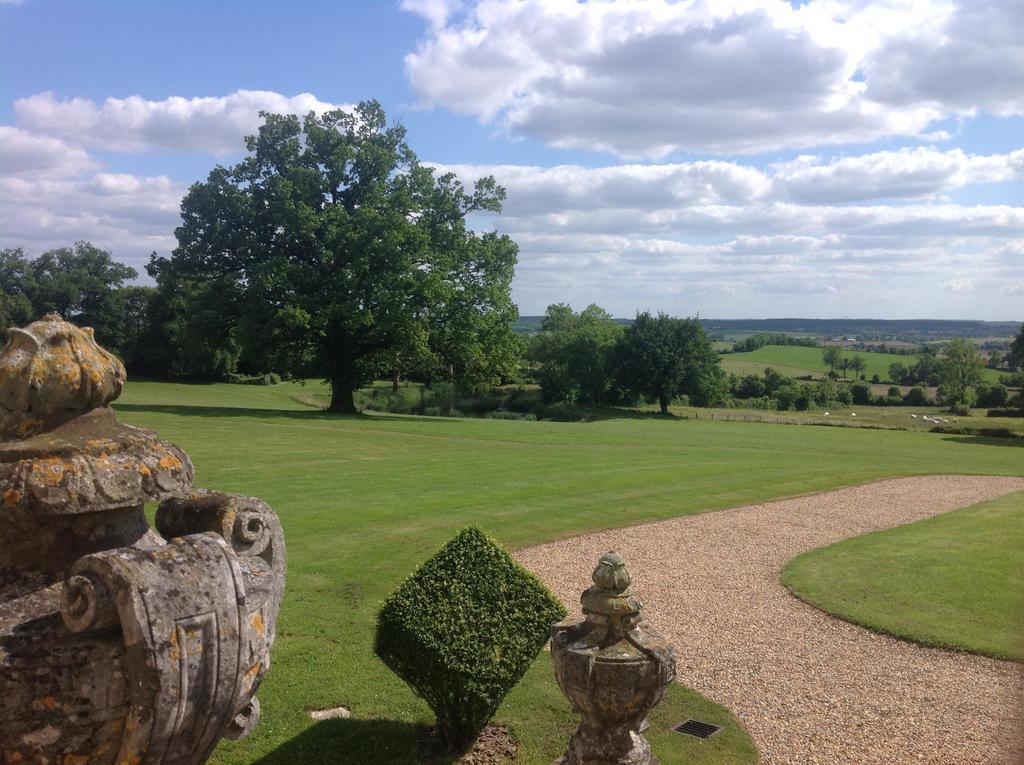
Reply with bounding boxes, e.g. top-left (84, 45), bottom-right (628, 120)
top-left (516, 475), bottom-right (1024, 765)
